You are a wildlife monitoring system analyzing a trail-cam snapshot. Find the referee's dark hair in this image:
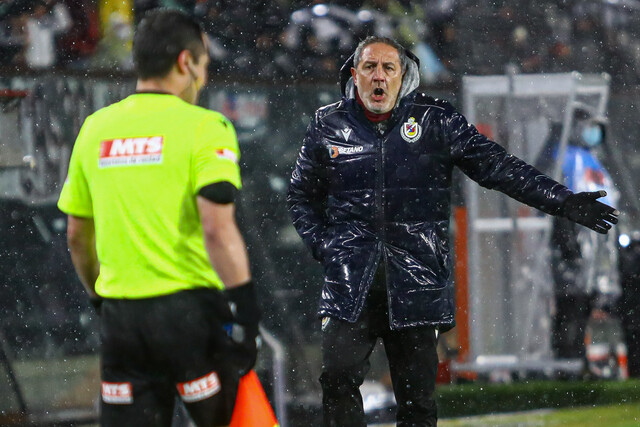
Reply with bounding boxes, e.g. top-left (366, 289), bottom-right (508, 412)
top-left (133, 9), bottom-right (206, 79)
